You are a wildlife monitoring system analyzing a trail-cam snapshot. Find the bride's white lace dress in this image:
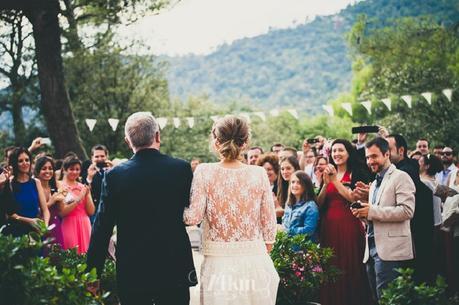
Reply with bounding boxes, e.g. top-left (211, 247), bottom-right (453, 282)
top-left (184, 163), bottom-right (279, 305)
